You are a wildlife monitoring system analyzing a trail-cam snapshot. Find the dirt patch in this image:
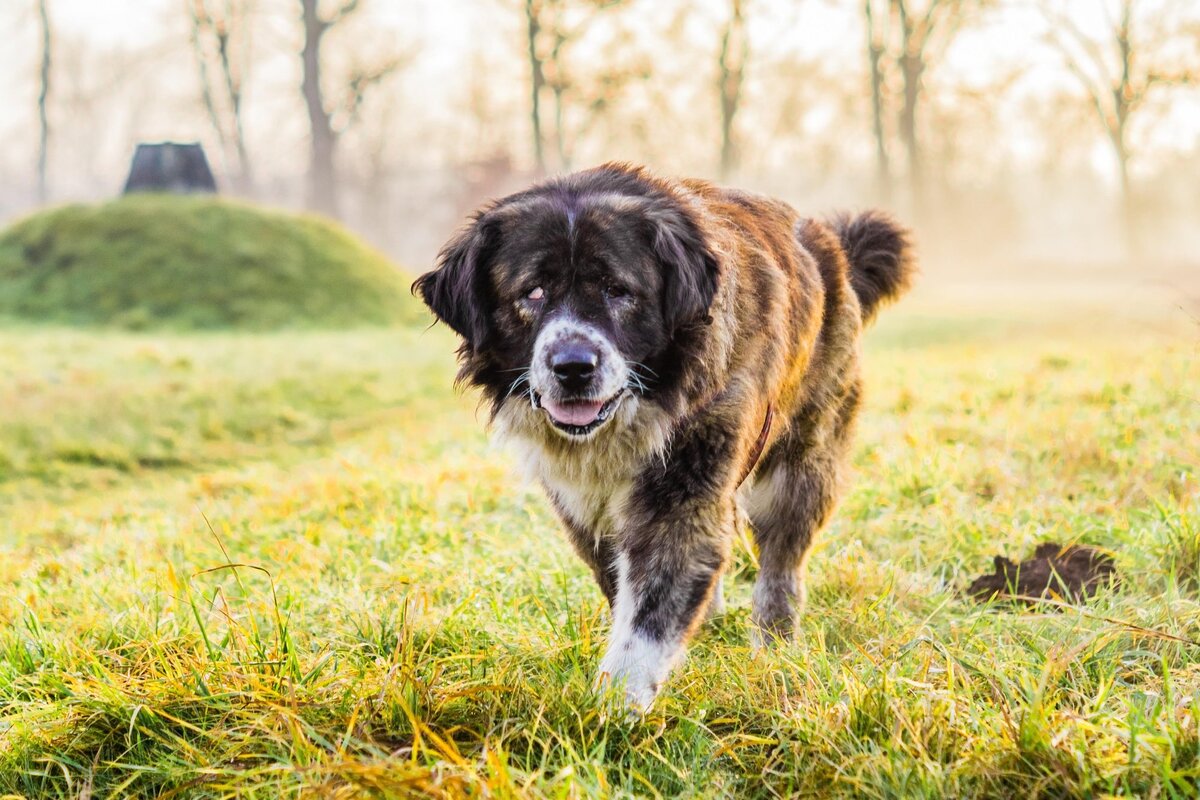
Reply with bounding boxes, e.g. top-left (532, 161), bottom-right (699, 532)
top-left (967, 542), bottom-right (1118, 605)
